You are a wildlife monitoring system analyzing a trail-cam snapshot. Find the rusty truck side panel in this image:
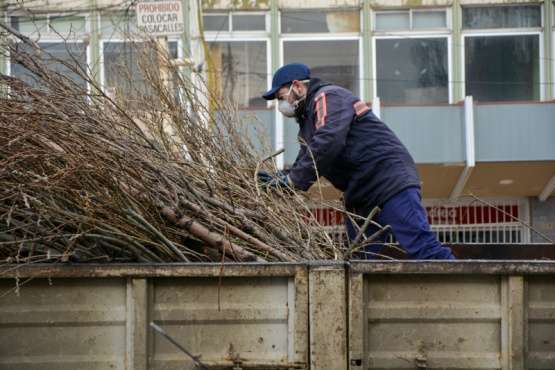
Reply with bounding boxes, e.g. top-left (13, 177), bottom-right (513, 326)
top-left (349, 261), bottom-right (555, 370)
top-left (0, 261), bottom-right (554, 369)
top-left (0, 264), bottom-right (309, 370)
